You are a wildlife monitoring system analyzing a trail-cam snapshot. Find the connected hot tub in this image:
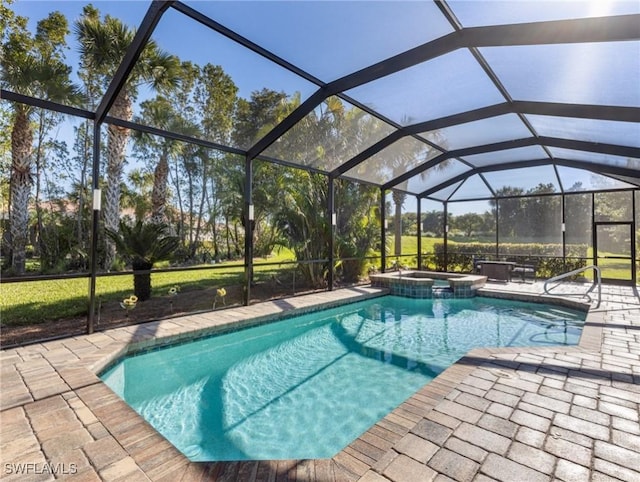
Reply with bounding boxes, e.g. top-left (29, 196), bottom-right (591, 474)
top-left (370, 270), bottom-right (487, 298)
